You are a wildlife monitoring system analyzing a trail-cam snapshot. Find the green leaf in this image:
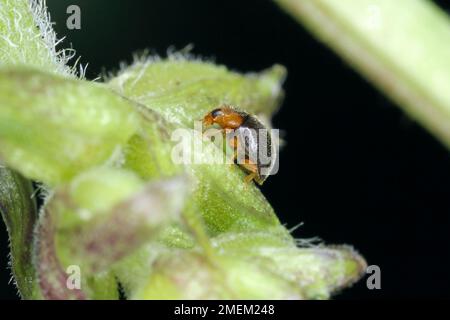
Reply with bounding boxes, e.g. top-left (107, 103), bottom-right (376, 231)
top-left (35, 167), bottom-right (189, 299)
top-left (0, 67), bottom-right (140, 185)
top-left (211, 232), bottom-right (367, 299)
top-left (0, 0), bottom-right (77, 76)
top-left (109, 59), bottom-right (288, 237)
top-left (108, 58), bottom-right (286, 127)
top-left (54, 169), bottom-right (189, 273)
top-left (133, 251), bottom-right (304, 299)
top-left (106, 58), bottom-right (367, 299)
top-left (0, 166), bottom-right (41, 299)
